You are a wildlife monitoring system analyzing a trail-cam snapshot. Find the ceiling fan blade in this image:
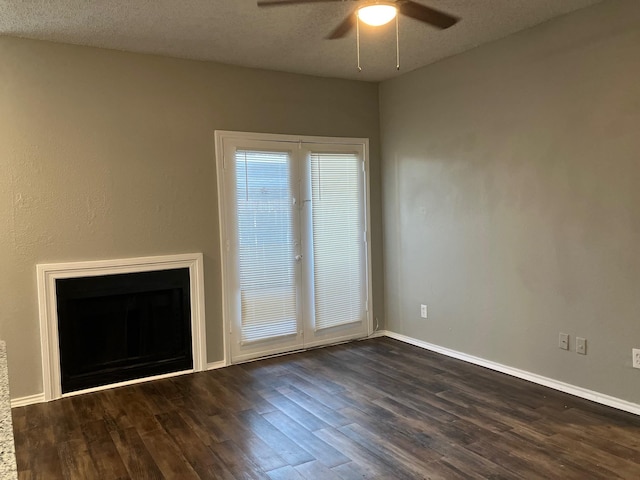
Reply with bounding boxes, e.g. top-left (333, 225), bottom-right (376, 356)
top-left (326, 13), bottom-right (356, 39)
top-left (257, 0), bottom-right (346, 7)
top-left (398, 1), bottom-right (459, 29)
